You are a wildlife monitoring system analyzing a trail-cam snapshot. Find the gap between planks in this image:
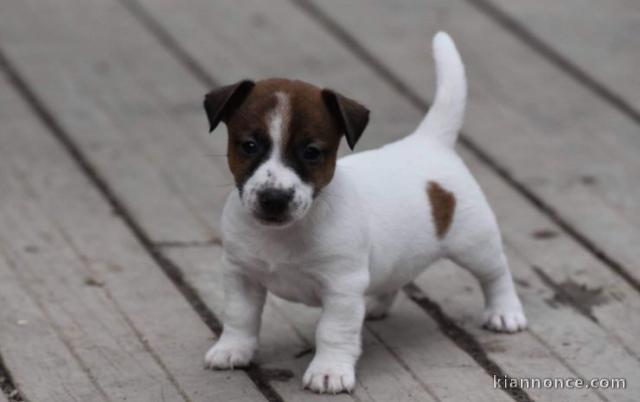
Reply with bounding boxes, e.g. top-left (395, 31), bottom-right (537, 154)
top-left (463, 0), bottom-right (640, 126)
top-left (285, 0), bottom-right (640, 295)
top-left (0, 355), bottom-right (21, 402)
top-left (0, 49), bottom-right (285, 402)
